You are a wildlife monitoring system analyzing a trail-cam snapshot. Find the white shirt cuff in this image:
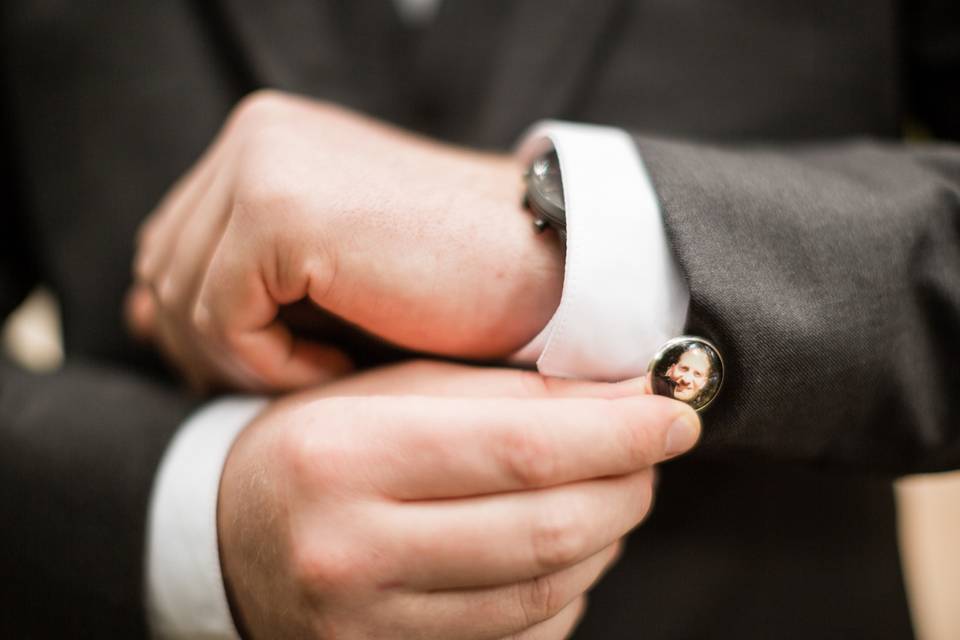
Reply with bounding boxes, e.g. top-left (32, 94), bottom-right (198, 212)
top-left (146, 397), bottom-right (268, 640)
top-left (513, 121), bottom-right (690, 380)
